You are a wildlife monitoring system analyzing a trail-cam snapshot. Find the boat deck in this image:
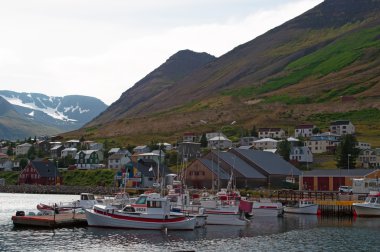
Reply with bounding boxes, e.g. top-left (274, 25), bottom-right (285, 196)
top-left (12, 213), bottom-right (87, 228)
